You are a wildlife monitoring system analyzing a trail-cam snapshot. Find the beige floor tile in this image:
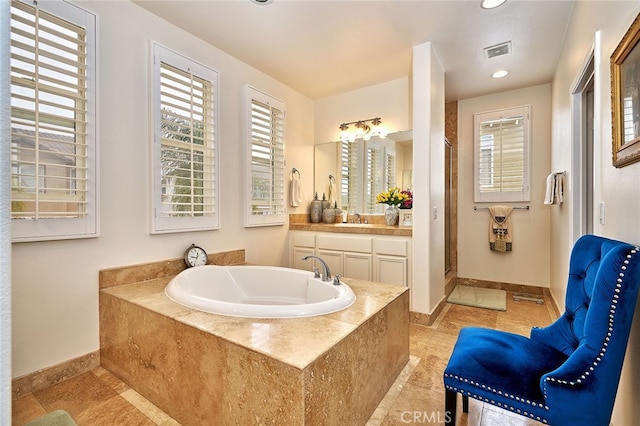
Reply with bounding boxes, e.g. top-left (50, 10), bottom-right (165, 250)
top-left (120, 389), bottom-right (172, 425)
top-left (32, 372), bottom-right (118, 420)
top-left (481, 403), bottom-right (544, 426)
top-left (73, 394), bottom-right (156, 426)
top-left (12, 394), bottom-right (46, 425)
top-left (92, 365), bottom-right (130, 394)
